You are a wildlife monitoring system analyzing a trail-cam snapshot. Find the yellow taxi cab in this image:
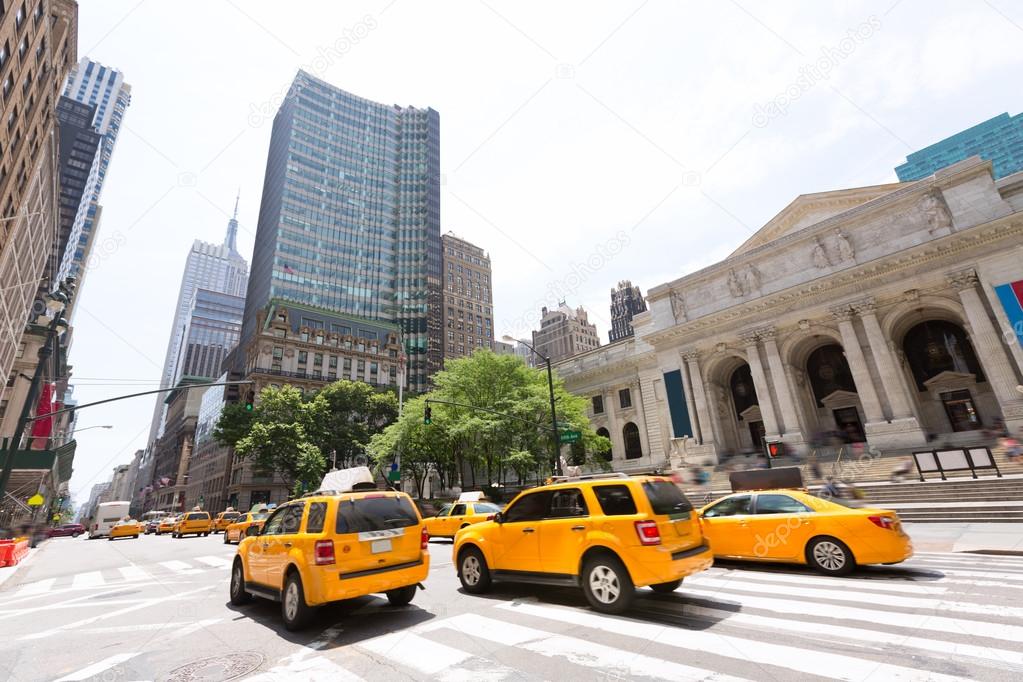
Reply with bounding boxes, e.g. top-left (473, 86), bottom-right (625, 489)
top-left (423, 494), bottom-right (502, 539)
top-left (213, 510), bottom-right (241, 533)
top-left (223, 511), bottom-right (270, 545)
top-left (453, 472), bottom-right (713, 614)
top-left (229, 467), bottom-right (429, 630)
top-left (108, 519), bottom-right (141, 540)
top-left (157, 516), bottom-right (179, 535)
top-left (173, 511), bottom-right (213, 538)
